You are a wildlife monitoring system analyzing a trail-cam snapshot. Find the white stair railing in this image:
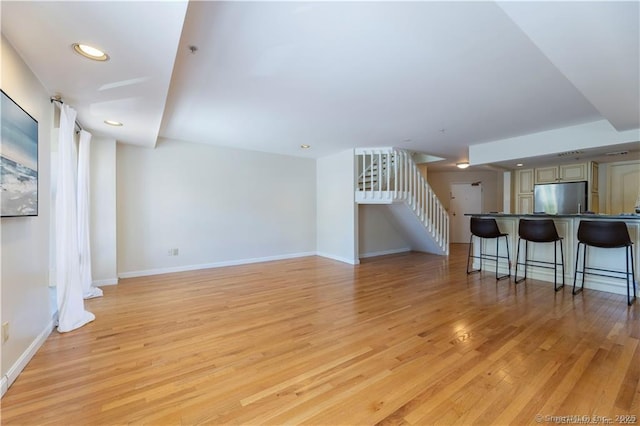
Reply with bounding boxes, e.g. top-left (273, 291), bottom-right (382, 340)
top-left (355, 147), bottom-right (449, 254)
top-left (357, 151), bottom-right (395, 192)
